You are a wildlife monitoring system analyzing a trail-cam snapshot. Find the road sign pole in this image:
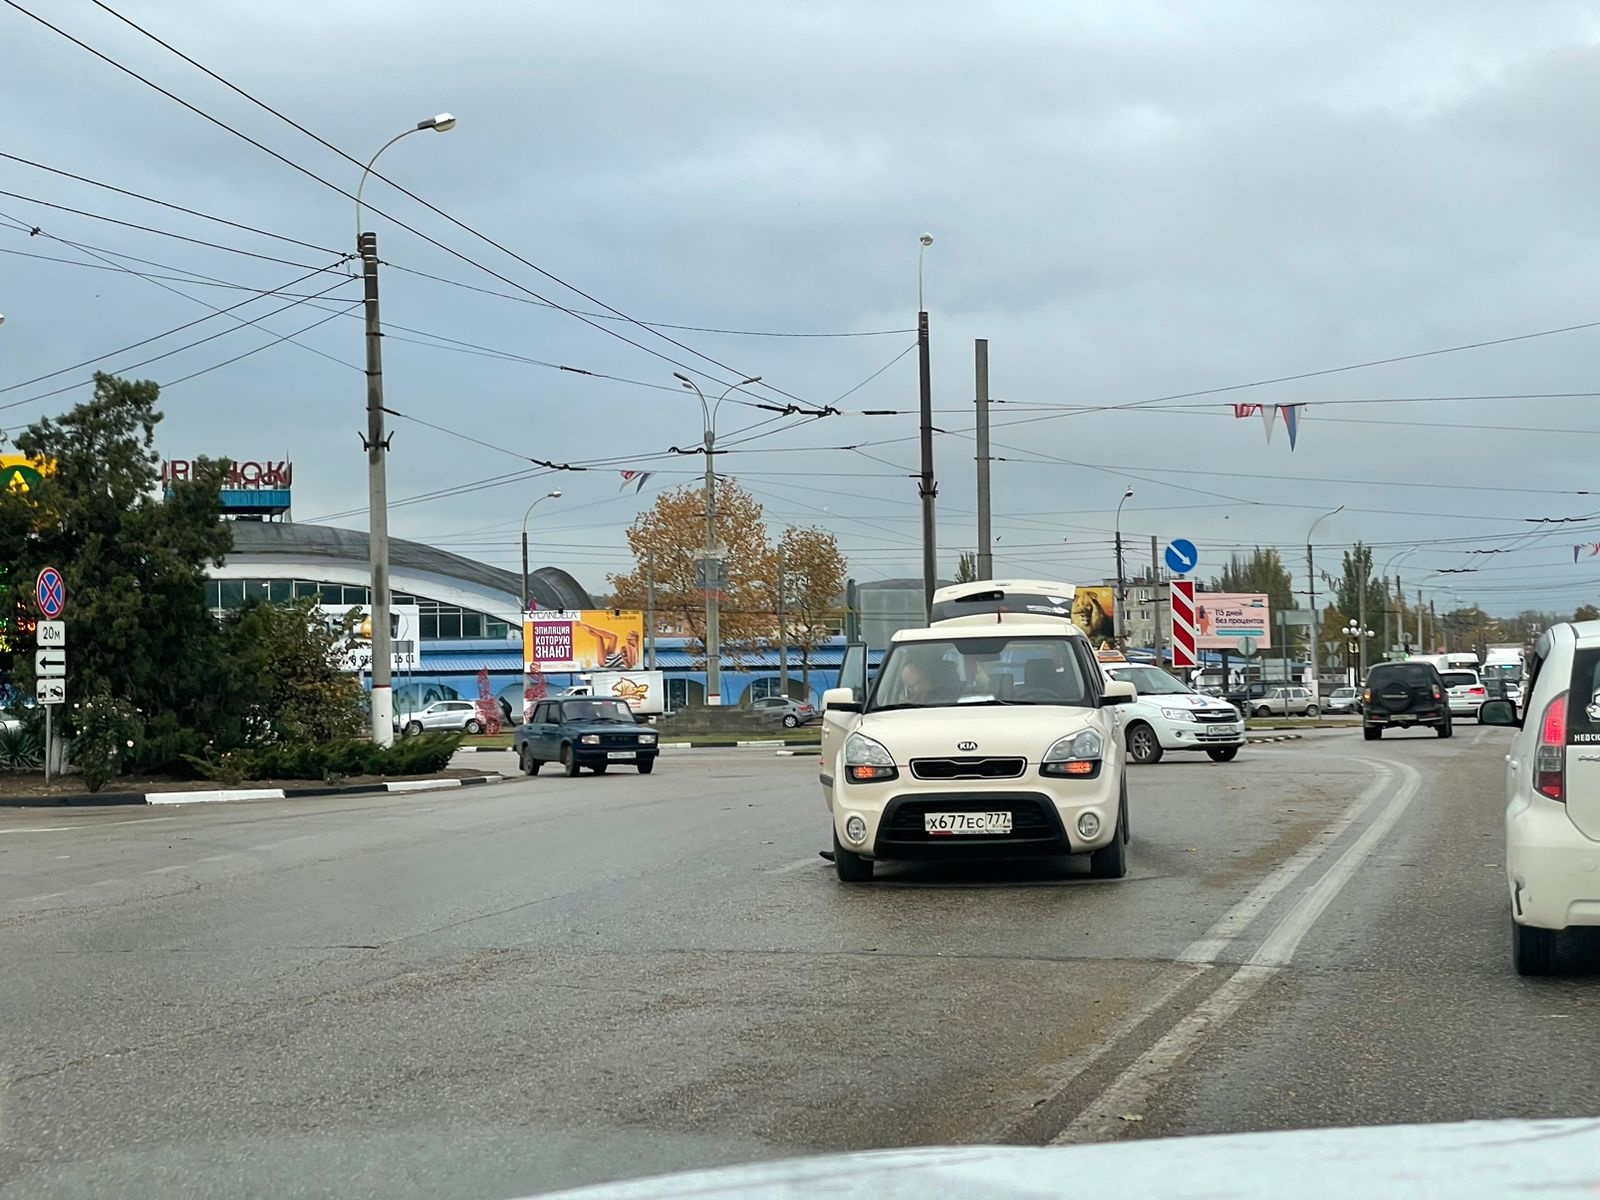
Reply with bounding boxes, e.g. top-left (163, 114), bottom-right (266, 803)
top-left (44, 705), bottom-right (51, 784)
